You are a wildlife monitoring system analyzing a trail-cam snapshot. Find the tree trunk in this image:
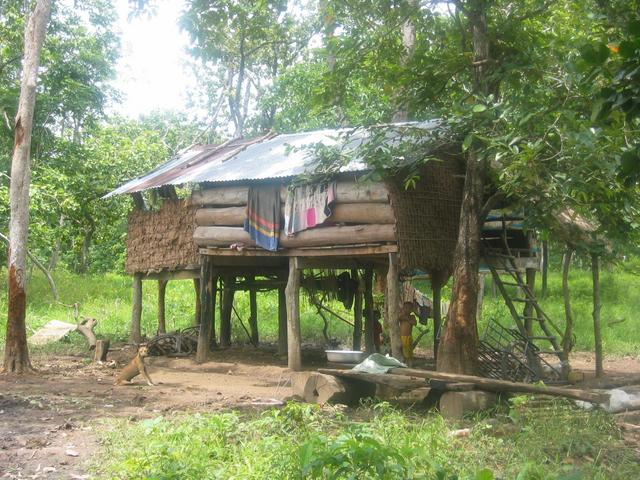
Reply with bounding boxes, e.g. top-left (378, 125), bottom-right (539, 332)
top-left (592, 254), bottom-right (603, 378)
top-left (435, 0), bottom-right (490, 375)
top-left (286, 257), bottom-right (302, 370)
top-left (363, 267), bottom-right (375, 354)
top-left (431, 271), bottom-right (445, 363)
top-left (3, 0), bottom-right (51, 373)
top-left (561, 246), bottom-right (574, 358)
top-left (392, 0), bottom-right (417, 122)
